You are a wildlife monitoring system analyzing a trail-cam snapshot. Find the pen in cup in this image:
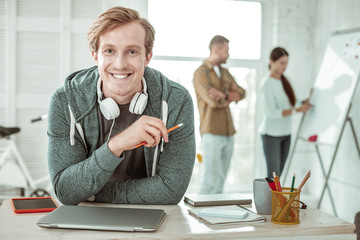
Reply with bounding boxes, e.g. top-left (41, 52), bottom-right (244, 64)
top-left (276, 170), bottom-right (311, 221)
top-left (273, 172), bottom-right (282, 192)
top-left (290, 174), bottom-right (296, 192)
top-left (286, 174), bottom-right (296, 221)
top-left (265, 177), bottom-right (276, 191)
